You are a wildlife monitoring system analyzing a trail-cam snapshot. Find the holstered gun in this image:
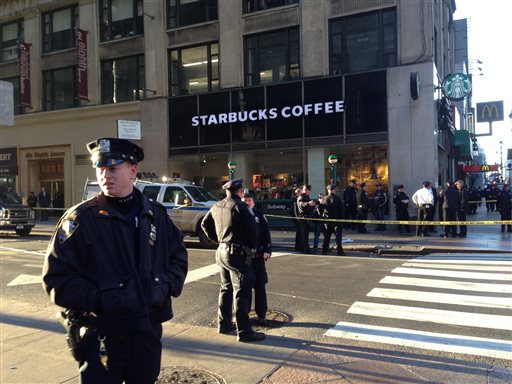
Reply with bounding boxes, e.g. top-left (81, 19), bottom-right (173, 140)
top-left (57, 310), bottom-right (95, 362)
